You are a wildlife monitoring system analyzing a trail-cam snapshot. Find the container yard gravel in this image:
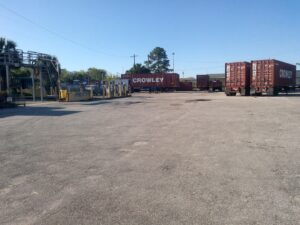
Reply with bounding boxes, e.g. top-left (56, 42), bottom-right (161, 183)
top-left (121, 73), bottom-right (180, 92)
top-left (225, 62), bottom-right (251, 96)
top-left (251, 59), bottom-right (296, 95)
